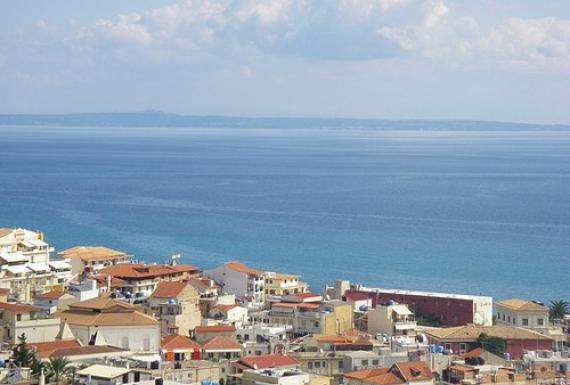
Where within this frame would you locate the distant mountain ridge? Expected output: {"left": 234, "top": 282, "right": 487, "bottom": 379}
{"left": 0, "top": 111, "right": 568, "bottom": 130}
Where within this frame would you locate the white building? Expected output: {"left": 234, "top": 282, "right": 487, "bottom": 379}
{"left": 58, "top": 246, "right": 131, "bottom": 275}
{"left": 242, "top": 368, "right": 310, "bottom": 385}
{"left": 205, "top": 261, "right": 265, "bottom": 308}
{"left": 495, "top": 298, "right": 550, "bottom": 331}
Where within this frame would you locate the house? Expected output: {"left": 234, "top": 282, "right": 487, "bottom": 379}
{"left": 66, "top": 278, "right": 100, "bottom": 301}
{"left": 195, "top": 324, "right": 236, "bottom": 343}
{"left": 23, "top": 339, "right": 82, "bottom": 359}
{"left": 314, "top": 335, "right": 375, "bottom": 352}
{"left": 33, "top": 290, "right": 77, "bottom": 314}
{"left": 367, "top": 303, "right": 417, "bottom": 337}
{"left": 345, "top": 292, "right": 373, "bottom": 312}
{"left": 58, "top": 297, "right": 160, "bottom": 351}
{"left": 210, "top": 304, "right": 249, "bottom": 326}
{"left": 0, "top": 228, "right": 61, "bottom": 302}
{"left": 76, "top": 364, "right": 151, "bottom": 385}
{"left": 241, "top": 368, "right": 311, "bottom": 385}
{"left": 264, "top": 271, "right": 309, "bottom": 298}
{"left": 204, "top": 261, "right": 265, "bottom": 308}
{"left": 269, "top": 299, "right": 353, "bottom": 336}
{"left": 237, "top": 325, "right": 289, "bottom": 356}
{"left": 148, "top": 281, "right": 201, "bottom": 336}
{"left": 98, "top": 263, "right": 200, "bottom": 297}
{"left": 40, "top": 344, "right": 128, "bottom": 362}
{"left": 523, "top": 350, "right": 570, "bottom": 379}
{"left": 201, "top": 335, "right": 243, "bottom": 360}
{"left": 58, "top": 246, "right": 131, "bottom": 275}
{"left": 425, "top": 324, "right": 554, "bottom": 358}
{"left": 0, "top": 302, "right": 61, "bottom": 344}
{"left": 344, "top": 362, "right": 433, "bottom": 385}
{"left": 142, "top": 360, "right": 222, "bottom": 385}
{"left": 235, "top": 354, "right": 300, "bottom": 371}
{"left": 342, "top": 284, "right": 493, "bottom": 327}
{"left": 161, "top": 334, "right": 202, "bottom": 361}
{"left": 495, "top": 298, "right": 550, "bottom": 332}
{"left": 343, "top": 351, "right": 384, "bottom": 372}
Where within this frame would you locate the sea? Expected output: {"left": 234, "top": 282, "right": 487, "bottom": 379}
{"left": 1, "top": 125, "right": 569, "bottom": 302}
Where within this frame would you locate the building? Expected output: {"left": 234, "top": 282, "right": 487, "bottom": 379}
{"left": 58, "top": 297, "right": 160, "bottom": 351}
{"left": 195, "top": 325, "right": 237, "bottom": 343}
{"left": 201, "top": 335, "right": 243, "bottom": 360}
{"left": 289, "top": 351, "right": 345, "bottom": 384}
{"left": 495, "top": 298, "right": 550, "bottom": 332}
{"left": 210, "top": 304, "right": 249, "bottom": 326}
{"left": 76, "top": 365, "right": 152, "bottom": 385}
{"left": 241, "top": 368, "right": 311, "bottom": 385}
{"left": 33, "top": 290, "right": 77, "bottom": 314}
{"left": 344, "top": 292, "right": 373, "bottom": 312}
{"left": 270, "top": 298, "right": 353, "bottom": 336}
{"left": 161, "top": 334, "right": 202, "bottom": 361}
{"left": 0, "top": 302, "right": 62, "bottom": 344}
{"left": 144, "top": 360, "right": 222, "bottom": 385}
{"left": 344, "top": 362, "right": 433, "bottom": 385}
{"left": 98, "top": 263, "right": 200, "bottom": 297}
{"left": 344, "top": 285, "right": 493, "bottom": 327}
{"left": 367, "top": 303, "right": 417, "bottom": 338}
{"left": 205, "top": 261, "right": 265, "bottom": 309}
{"left": 58, "top": 246, "right": 131, "bottom": 275}
{"left": 425, "top": 324, "right": 554, "bottom": 358}
{"left": 234, "top": 354, "right": 300, "bottom": 371}
{"left": 237, "top": 325, "right": 289, "bottom": 356}
{"left": 264, "top": 272, "right": 309, "bottom": 299}
{"left": 523, "top": 350, "right": 570, "bottom": 379}
{"left": 148, "top": 281, "right": 201, "bottom": 336}
{"left": 0, "top": 228, "right": 60, "bottom": 302}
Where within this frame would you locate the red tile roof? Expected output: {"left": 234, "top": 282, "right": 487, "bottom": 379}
{"left": 202, "top": 335, "right": 242, "bottom": 350}
{"left": 99, "top": 263, "right": 199, "bottom": 279}
{"left": 151, "top": 281, "right": 188, "bottom": 299}
{"left": 345, "top": 292, "right": 371, "bottom": 301}
{"left": 225, "top": 261, "right": 263, "bottom": 276}
{"left": 34, "top": 291, "right": 66, "bottom": 300}
{"left": 0, "top": 302, "right": 40, "bottom": 313}
{"left": 291, "top": 292, "right": 321, "bottom": 299}
{"left": 195, "top": 325, "right": 236, "bottom": 333}
{"left": 394, "top": 362, "right": 433, "bottom": 382}
{"left": 463, "top": 347, "right": 484, "bottom": 358}
{"left": 161, "top": 334, "right": 201, "bottom": 351}
{"left": 25, "top": 339, "right": 82, "bottom": 359}
{"left": 240, "top": 354, "right": 299, "bottom": 369}
{"left": 214, "top": 304, "right": 240, "bottom": 312}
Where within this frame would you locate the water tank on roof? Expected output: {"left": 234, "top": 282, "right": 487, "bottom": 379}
{"left": 387, "top": 300, "right": 397, "bottom": 306}
{"left": 436, "top": 345, "right": 444, "bottom": 353}
{"left": 168, "top": 298, "right": 177, "bottom": 304}
{"left": 504, "top": 352, "right": 511, "bottom": 361}
{"left": 359, "top": 304, "right": 368, "bottom": 311}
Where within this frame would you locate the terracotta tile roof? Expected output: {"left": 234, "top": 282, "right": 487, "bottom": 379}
{"left": 68, "top": 297, "right": 134, "bottom": 311}
{"left": 214, "top": 304, "right": 240, "bottom": 312}
{"left": 426, "top": 324, "right": 553, "bottom": 341}
{"left": 34, "top": 291, "right": 66, "bottom": 300}
{"left": 59, "top": 308, "right": 159, "bottom": 326}
{"left": 448, "top": 364, "right": 478, "bottom": 373}
{"left": 291, "top": 292, "right": 321, "bottom": 299}
{"left": 0, "top": 228, "right": 14, "bottom": 238}
{"left": 195, "top": 325, "right": 236, "bottom": 333}
{"left": 26, "top": 339, "right": 82, "bottom": 359}
{"left": 161, "top": 334, "right": 201, "bottom": 351}
{"left": 99, "top": 263, "right": 197, "bottom": 279}
{"left": 364, "top": 372, "right": 404, "bottom": 385}
{"left": 268, "top": 272, "right": 299, "bottom": 280}
{"left": 272, "top": 302, "right": 320, "bottom": 309}
{"left": 201, "top": 335, "right": 242, "bottom": 350}
{"left": 240, "top": 354, "right": 298, "bottom": 369}
{"left": 48, "top": 345, "right": 126, "bottom": 358}
{"left": 0, "top": 302, "right": 40, "bottom": 313}
{"left": 58, "top": 246, "right": 128, "bottom": 262}
{"left": 394, "top": 362, "right": 433, "bottom": 382}
{"left": 151, "top": 281, "right": 188, "bottom": 299}
{"left": 345, "top": 368, "right": 392, "bottom": 380}
{"left": 463, "top": 347, "right": 484, "bottom": 358}
{"left": 496, "top": 298, "right": 548, "bottom": 312}
{"left": 345, "top": 292, "right": 371, "bottom": 301}
{"left": 170, "top": 264, "right": 201, "bottom": 273}
{"left": 225, "top": 261, "right": 263, "bottom": 276}
{"left": 90, "top": 274, "right": 126, "bottom": 287}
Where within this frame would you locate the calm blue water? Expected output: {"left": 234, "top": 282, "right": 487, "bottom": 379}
{"left": 1, "top": 126, "right": 569, "bottom": 301}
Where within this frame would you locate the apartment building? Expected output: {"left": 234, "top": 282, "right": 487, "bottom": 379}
{"left": 367, "top": 303, "right": 417, "bottom": 337}
{"left": 58, "top": 246, "right": 131, "bottom": 275}
{"left": 0, "top": 302, "right": 61, "bottom": 344}
{"left": 264, "top": 272, "right": 309, "bottom": 299}
{"left": 205, "top": 261, "right": 265, "bottom": 309}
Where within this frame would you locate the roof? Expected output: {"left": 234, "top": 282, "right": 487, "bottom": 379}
{"left": 240, "top": 354, "right": 299, "bottom": 369}
{"left": 34, "top": 291, "right": 66, "bottom": 300}
{"left": 496, "top": 298, "right": 548, "bottom": 312}
{"left": 214, "top": 304, "right": 240, "bottom": 312}
{"left": 316, "top": 335, "right": 373, "bottom": 346}
{"left": 99, "top": 263, "right": 198, "bottom": 279}
{"left": 394, "top": 362, "right": 433, "bottom": 382}
{"left": 161, "top": 334, "right": 201, "bottom": 351}
{"left": 59, "top": 309, "right": 159, "bottom": 326}
{"left": 195, "top": 325, "right": 236, "bottom": 333}
{"left": 463, "top": 347, "right": 484, "bottom": 358}
{"left": 225, "top": 261, "right": 263, "bottom": 276}
{"left": 58, "top": 246, "right": 128, "bottom": 262}
{"left": 201, "top": 335, "right": 242, "bottom": 351}
{"left": 448, "top": 364, "right": 478, "bottom": 373}
{"left": 68, "top": 297, "right": 135, "bottom": 311}
{"left": 48, "top": 345, "right": 126, "bottom": 358}
{"left": 426, "top": 324, "right": 553, "bottom": 341}
{"left": 0, "top": 302, "right": 40, "bottom": 313}
{"left": 0, "top": 228, "right": 14, "bottom": 238}
{"left": 272, "top": 302, "right": 320, "bottom": 310}
{"left": 24, "top": 339, "right": 82, "bottom": 359}
{"left": 266, "top": 272, "right": 299, "bottom": 280}
{"left": 151, "top": 281, "right": 188, "bottom": 299}
{"left": 345, "top": 368, "right": 403, "bottom": 385}
{"left": 77, "top": 365, "right": 131, "bottom": 379}
{"left": 345, "top": 292, "right": 371, "bottom": 302}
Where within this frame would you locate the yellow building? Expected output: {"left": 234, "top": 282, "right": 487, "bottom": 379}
{"left": 264, "top": 271, "right": 309, "bottom": 298}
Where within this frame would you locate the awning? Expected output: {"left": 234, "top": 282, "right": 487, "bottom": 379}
{"left": 4, "top": 265, "right": 31, "bottom": 275}
{"left": 26, "top": 263, "right": 51, "bottom": 273}
{"left": 19, "top": 241, "right": 36, "bottom": 248}
{"left": 0, "top": 252, "right": 28, "bottom": 263}
{"left": 392, "top": 304, "right": 413, "bottom": 316}
{"left": 395, "top": 323, "right": 416, "bottom": 330}
{"left": 49, "top": 260, "right": 72, "bottom": 270}
{"left": 28, "top": 239, "right": 48, "bottom": 247}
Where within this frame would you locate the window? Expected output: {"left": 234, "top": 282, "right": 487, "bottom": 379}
{"left": 122, "top": 373, "right": 129, "bottom": 384}
{"left": 460, "top": 343, "right": 467, "bottom": 353}
{"left": 537, "top": 318, "right": 544, "bottom": 326}
{"left": 338, "top": 361, "right": 344, "bottom": 370}
{"left": 134, "top": 372, "right": 140, "bottom": 383}
{"left": 445, "top": 343, "right": 452, "bottom": 351}
{"left": 308, "top": 362, "right": 313, "bottom": 369}
{"left": 315, "top": 362, "right": 321, "bottom": 369}
{"left": 502, "top": 314, "right": 505, "bottom": 321}
{"left": 522, "top": 318, "right": 529, "bottom": 326}
{"left": 121, "top": 336, "right": 129, "bottom": 349}
{"left": 507, "top": 316, "right": 511, "bottom": 323}
{"left": 372, "top": 360, "right": 379, "bottom": 366}
{"left": 16, "top": 314, "right": 22, "bottom": 321}
{"left": 361, "top": 360, "right": 369, "bottom": 366}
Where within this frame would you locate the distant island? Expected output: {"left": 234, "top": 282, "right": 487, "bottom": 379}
{"left": 0, "top": 111, "right": 569, "bottom": 131}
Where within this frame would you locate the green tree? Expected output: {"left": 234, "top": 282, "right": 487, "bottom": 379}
{"left": 549, "top": 299, "right": 569, "bottom": 321}
{"left": 45, "top": 356, "right": 73, "bottom": 384}
{"left": 12, "top": 333, "right": 33, "bottom": 368}
{"left": 476, "top": 333, "right": 506, "bottom": 357}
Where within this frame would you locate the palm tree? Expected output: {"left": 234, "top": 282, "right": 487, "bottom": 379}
{"left": 45, "top": 356, "right": 73, "bottom": 384}
{"left": 549, "top": 299, "right": 569, "bottom": 321}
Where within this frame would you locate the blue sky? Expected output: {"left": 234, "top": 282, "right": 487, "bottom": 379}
{"left": 1, "top": 0, "right": 569, "bottom": 123}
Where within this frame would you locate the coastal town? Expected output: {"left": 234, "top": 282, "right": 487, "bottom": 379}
{"left": 0, "top": 227, "right": 568, "bottom": 385}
